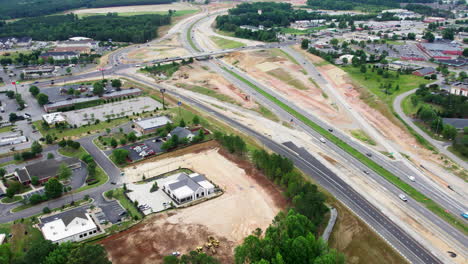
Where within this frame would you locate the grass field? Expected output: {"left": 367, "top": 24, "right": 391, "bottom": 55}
{"left": 270, "top": 48, "right": 300, "bottom": 66}
{"left": 0, "top": 125, "right": 14, "bottom": 133}
{"left": 1, "top": 195, "right": 22, "bottom": 204}
{"left": 209, "top": 36, "right": 245, "bottom": 49}
{"left": 279, "top": 25, "right": 327, "bottom": 35}
{"left": 350, "top": 129, "right": 377, "bottom": 146}
{"left": 267, "top": 68, "right": 308, "bottom": 90}
{"left": 178, "top": 83, "right": 238, "bottom": 105}
{"left": 77, "top": 9, "right": 197, "bottom": 18}
{"left": 341, "top": 65, "right": 431, "bottom": 107}
{"left": 223, "top": 66, "right": 467, "bottom": 234}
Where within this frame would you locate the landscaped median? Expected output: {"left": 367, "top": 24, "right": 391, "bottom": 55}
{"left": 223, "top": 67, "right": 468, "bottom": 234}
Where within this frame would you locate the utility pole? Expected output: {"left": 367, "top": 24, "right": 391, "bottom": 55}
{"left": 160, "top": 88, "right": 166, "bottom": 110}
{"left": 177, "top": 101, "right": 182, "bottom": 117}
{"left": 99, "top": 68, "right": 105, "bottom": 80}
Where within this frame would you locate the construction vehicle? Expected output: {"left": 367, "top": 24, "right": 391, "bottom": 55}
{"left": 196, "top": 246, "right": 203, "bottom": 253}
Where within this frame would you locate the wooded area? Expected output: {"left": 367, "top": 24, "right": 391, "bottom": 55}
{"left": 215, "top": 2, "right": 375, "bottom": 42}
{"left": 0, "top": 0, "right": 175, "bottom": 19}
{"left": 0, "top": 13, "right": 171, "bottom": 43}
{"left": 234, "top": 210, "right": 344, "bottom": 264}
{"left": 306, "top": 0, "right": 435, "bottom": 11}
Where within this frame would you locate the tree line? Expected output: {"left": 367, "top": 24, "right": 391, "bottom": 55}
{"left": 0, "top": 236, "right": 110, "bottom": 264}
{"left": 215, "top": 2, "right": 376, "bottom": 42}
{"left": 0, "top": 0, "right": 175, "bottom": 20}
{"left": 306, "top": 0, "right": 434, "bottom": 11}
{"left": 235, "top": 210, "right": 344, "bottom": 264}
{"left": 0, "top": 13, "right": 171, "bottom": 43}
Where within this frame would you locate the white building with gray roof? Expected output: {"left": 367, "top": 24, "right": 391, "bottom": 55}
{"left": 162, "top": 172, "right": 215, "bottom": 204}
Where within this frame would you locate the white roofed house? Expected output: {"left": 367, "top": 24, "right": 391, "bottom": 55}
{"left": 40, "top": 208, "right": 100, "bottom": 244}
{"left": 162, "top": 172, "right": 215, "bottom": 204}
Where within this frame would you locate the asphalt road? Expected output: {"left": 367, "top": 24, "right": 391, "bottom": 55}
{"left": 394, "top": 88, "right": 468, "bottom": 170}
{"left": 181, "top": 12, "right": 467, "bottom": 263}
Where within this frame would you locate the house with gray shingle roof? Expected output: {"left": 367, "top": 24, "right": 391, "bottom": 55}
{"left": 162, "top": 172, "right": 215, "bottom": 204}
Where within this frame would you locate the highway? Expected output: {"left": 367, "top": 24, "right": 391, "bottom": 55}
{"left": 118, "top": 72, "right": 443, "bottom": 264}
{"left": 0, "top": 7, "right": 465, "bottom": 264}
{"left": 394, "top": 88, "right": 468, "bottom": 170}
{"left": 180, "top": 9, "right": 467, "bottom": 263}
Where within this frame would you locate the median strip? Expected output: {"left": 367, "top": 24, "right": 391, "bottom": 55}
{"left": 223, "top": 67, "right": 468, "bottom": 234}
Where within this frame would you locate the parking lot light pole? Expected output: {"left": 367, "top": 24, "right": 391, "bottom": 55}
{"left": 160, "top": 88, "right": 166, "bottom": 110}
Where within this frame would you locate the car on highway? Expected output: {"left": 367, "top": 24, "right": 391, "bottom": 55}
{"left": 363, "top": 170, "right": 370, "bottom": 175}
{"left": 398, "top": 194, "right": 408, "bottom": 202}
{"left": 319, "top": 137, "right": 326, "bottom": 143}
{"left": 366, "top": 153, "right": 372, "bottom": 157}
{"left": 408, "top": 176, "right": 415, "bottom": 182}
{"left": 328, "top": 128, "right": 333, "bottom": 132}
{"left": 461, "top": 212, "right": 468, "bottom": 219}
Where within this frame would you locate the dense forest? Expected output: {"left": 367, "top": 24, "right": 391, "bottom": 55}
{"left": 306, "top": 0, "right": 435, "bottom": 11}
{"left": 215, "top": 2, "right": 375, "bottom": 42}
{"left": 0, "top": 0, "right": 175, "bottom": 20}
{"left": 0, "top": 13, "right": 171, "bottom": 43}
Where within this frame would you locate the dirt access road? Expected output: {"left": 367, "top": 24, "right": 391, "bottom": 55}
{"left": 100, "top": 143, "right": 287, "bottom": 264}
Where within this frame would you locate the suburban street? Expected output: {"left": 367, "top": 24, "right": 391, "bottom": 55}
{"left": 394, "top": 88, "right": 468, "bottom": 170}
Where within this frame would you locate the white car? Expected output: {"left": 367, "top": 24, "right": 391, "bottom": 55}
{"left": 319, "top": 137, "right": 326, "bottom": 143}
{"left": 398, "top": 194, "right": 408, "bottom": 202}
{"left": 408, "top": 176, "right": 415, "bottom": 182}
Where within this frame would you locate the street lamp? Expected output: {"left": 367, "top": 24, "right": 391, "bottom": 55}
{"left": 160, "top": 88, "right": 166, "bottom": 110}
{"left": 99, "top": 68, "right": 105, "bottom": 80}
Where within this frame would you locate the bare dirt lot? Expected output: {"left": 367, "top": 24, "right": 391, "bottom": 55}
{"left": 126, "top": 34, "right": 189, "bottom": 63}
{"left": 101, "top": 143, "right": 287, "bottom": 264}
{"left": 223, "top": 50, "right": 356, "bottom": 130}
{"left": 69, "top": 3, "right": 194, "bottom": 15}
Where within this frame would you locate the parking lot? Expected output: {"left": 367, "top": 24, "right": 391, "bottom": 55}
{"left": 63, "top": 96, "right": 161, "bottom": 126}
{"left": 99, "top": 200, "right": 126, "bottom": 224}
{"left": 365, "top": 43, "right": 426, "bottom": 60}
{"left": 126, "top": 181, "right": 173, "bottom": 215}
{"left": 23, "top": 188, "right": 45, "bottom": 200}
{"left": 111, "top": 136, "right": 164, "bottom": 162}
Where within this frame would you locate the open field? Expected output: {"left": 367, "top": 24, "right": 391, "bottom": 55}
{"left": 68, "top": 3, "right": 196, "bottom": 16}
{"left": 209, "top": 36, "right": 245, "bottom": 49}
{"left": 101, "top": 143, "right": 287, "bottom": 263}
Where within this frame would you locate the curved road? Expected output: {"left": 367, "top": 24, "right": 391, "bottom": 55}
{"left": 394, "top": 88, "right": 468, "bottom": 170}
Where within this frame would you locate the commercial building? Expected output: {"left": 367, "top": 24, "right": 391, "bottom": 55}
{"left": 40, "top": 51, "right": 79, "bottom": 61}
{"left": 42, "top": 112, "right": 67, "bottom": 125}
{"left": 0, "top": 135, "right": 28, "bottom": 147}
{"left": 290, "top": 19, "right": 325, "bottom": 30}
{"left": 101, "top": 88, "right": 142, "bottom": 100}
{"left": 168, "top": 127, "right": 195, "bottom": 141}
{"left": 450, "top": 82, "right": 468, "bottom": 97}
{"left": 22, "top": 66, "right": 56, "bottom": 79}
{"left": 40, "top": 207, "right": 99, "bottom": 244}
{"left": 134, "top": 116, "right": 172, "bottom": 135}
{"left": 43, "top": 96, "right": 100, "bottom": 113}
{"left": 162, "top": 172, "right": 215, "bottom": 204}
{"left": 57, "top": 40, "right": 99, "bottom": 50}
{"left": 412, "top": 67, "right": 436, "bottom": 77}
{"left": 435, "top": 58, "right": 467, "bottom": 67}
{"left": 51, "top": 46, "right": 91, "bottom": 54}
{"left": 417, "top": 42, "right": 463, "bottom": 59}
{"left": 15, "top": 157, "right": 81, "bottom": 185}
{"left": 0, "top": 36, "right": 32, "bottom": 49}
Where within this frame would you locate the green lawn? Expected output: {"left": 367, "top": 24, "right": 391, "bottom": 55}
{"left": 187, "top": 18, "right": 201, "bottom": 52}
{"left": 341, "top": 65, "right": 432, "bottom": 107}
{"left": 384, "top": 40, "right": 405, "bottom": 45}
{"left": 105, "top": 188, "right": 143, "bottom": 219}
{"left": 177, "top": 83, "right": 238, "bottom": 105}
{"left": 1, "top": 195, "right": 22, "bottom": 204}
{"left": 77, "top": 9, "right": 197, "bottom": 18}
{"left": 0, "top": 125, "right": 14, "bottom": 133}
{"left": 209, "top": 36, "right": 245, "bottom": 49}
{"left": 58, "top": 146, "right": 109, "bottom": 193}
{"left": 279, "top": 25, "right": 327, "bottom": 35}
{"left": 350, "top": 130, "right": 377, "bottom": 146}
{"left": 214, "top": 29, "right": 236, "bottom": 37}
{"left": 223, "top": 66, "right": 468, "bottom": 234}
{"left": 34, "top": 117, "right": 129, "bottom": 140}
{"left": 270, "top": 48, "right": 300, "bottom": 66}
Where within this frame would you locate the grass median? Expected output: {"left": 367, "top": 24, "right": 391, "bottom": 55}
{"left": 223, "top": 67, "right": 468, "bottom": 234}
{"left": 187, "top": 19, "right": 201, "bottom": 52}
